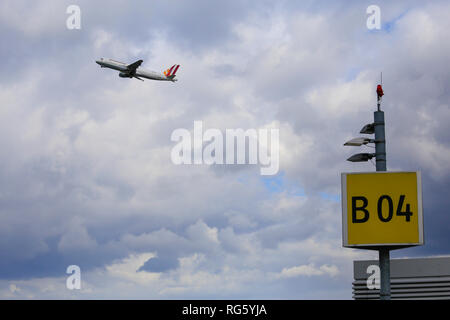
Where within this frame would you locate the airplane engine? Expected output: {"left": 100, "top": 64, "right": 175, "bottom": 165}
{"left": 119, "top": 72, "right": 132, "bottom": 78}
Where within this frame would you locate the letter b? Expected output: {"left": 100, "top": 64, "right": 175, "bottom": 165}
{"left": 352, "top": 196, "right": 369, "bottom": 223}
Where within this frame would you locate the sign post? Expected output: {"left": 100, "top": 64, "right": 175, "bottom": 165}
{"left": 374, "top": 107, "right": 390, "bottom": 300}
{"left": 343, "top": 83, "right": 424, "bottom": 299}
{"left": 374, "top": 88, "right": 390, "bottom": 300}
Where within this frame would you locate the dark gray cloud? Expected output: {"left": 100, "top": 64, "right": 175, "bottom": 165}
{"left": 139, "top": 255, "right": 179, "bottom": 273}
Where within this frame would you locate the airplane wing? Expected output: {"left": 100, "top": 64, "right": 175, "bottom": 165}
{"left": 126, "top": 59, "right": 143, "bottom": 72}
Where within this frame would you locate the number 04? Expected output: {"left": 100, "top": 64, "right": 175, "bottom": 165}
{"left": 377, "top": 195, "right": 412, "bottom": 222}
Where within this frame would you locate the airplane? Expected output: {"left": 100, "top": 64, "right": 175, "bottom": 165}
{"left": 95, "top": 58, "right": 180, "bottom": 82}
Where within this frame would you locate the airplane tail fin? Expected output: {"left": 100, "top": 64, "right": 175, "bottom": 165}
{"left": 163, "top": 64, "right": 180, "bottom": 81}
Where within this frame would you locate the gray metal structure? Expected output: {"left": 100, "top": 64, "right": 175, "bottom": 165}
{"left": 373, "top": 108, "right": 391, "bottom": 300}
{"left": 353, "top": 256, "right": 450, "bottom": 300}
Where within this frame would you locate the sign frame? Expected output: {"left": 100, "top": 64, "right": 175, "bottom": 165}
{"left": 341, "top": 171, "right": 424, "bottom": 249}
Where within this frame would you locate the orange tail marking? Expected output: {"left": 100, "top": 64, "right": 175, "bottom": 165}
{"left": 163, "top": 65, "right": 177, "bottom": 77}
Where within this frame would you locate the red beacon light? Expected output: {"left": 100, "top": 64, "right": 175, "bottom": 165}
{"left": 377, "top": 84, "right": 384, "bottom": 99}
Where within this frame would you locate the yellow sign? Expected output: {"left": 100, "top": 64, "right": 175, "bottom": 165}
{"left": 341, "top": 171, "right": 424, "bottom": 248}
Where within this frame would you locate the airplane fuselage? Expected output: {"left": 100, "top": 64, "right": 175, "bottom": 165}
{"left": 95, "top": 58, "right": 176, "bottom": 81}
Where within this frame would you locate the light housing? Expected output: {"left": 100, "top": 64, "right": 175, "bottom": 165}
{"left": 347, "top": 153, "right": 375, "bottom": 162}
{"left": 344, "top": 137, "right": 373, "bottom": 146}
{"left": 360, "top": 123, "right": 375, "bottom": 134}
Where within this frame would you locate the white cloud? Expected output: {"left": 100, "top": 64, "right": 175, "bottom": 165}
{"left": 9, "top": 283, "right": 20, "bottom": 294}
{"left": 105, "top": 252, "right": 160, "bottom": 285}
{"left": 0, "top": 1, "right": 66, "bottom": 37}
{"left": 278, "top": 263, "right": 339, "bottom": 278}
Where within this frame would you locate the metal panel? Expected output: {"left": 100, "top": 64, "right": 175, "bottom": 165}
{"left": 353, "top": 257, "right": 450, "bottom": 300}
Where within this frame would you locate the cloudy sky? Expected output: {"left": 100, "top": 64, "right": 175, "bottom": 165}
{"left": 0, "top": 0, "right": 449, "bottom": 299}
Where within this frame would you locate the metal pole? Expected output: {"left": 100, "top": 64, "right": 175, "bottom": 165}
{"left": 374, "top": 110, "right": 386, "bottom": 171}
{"left": 374, "top": 103, "right": 390, "bottom": 300}
{"left": 379, "top": 247, "right": 391, "bottom": 300}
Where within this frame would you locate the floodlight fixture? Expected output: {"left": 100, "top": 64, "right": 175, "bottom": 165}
{"left": 347, "top": 153, "right": 375, "bottom": 162}
{"left": 344, "top": 137, "right": 374, "bottom": 146}
{"left": 360, "top": 123, "right": 375, "bottom": 134}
